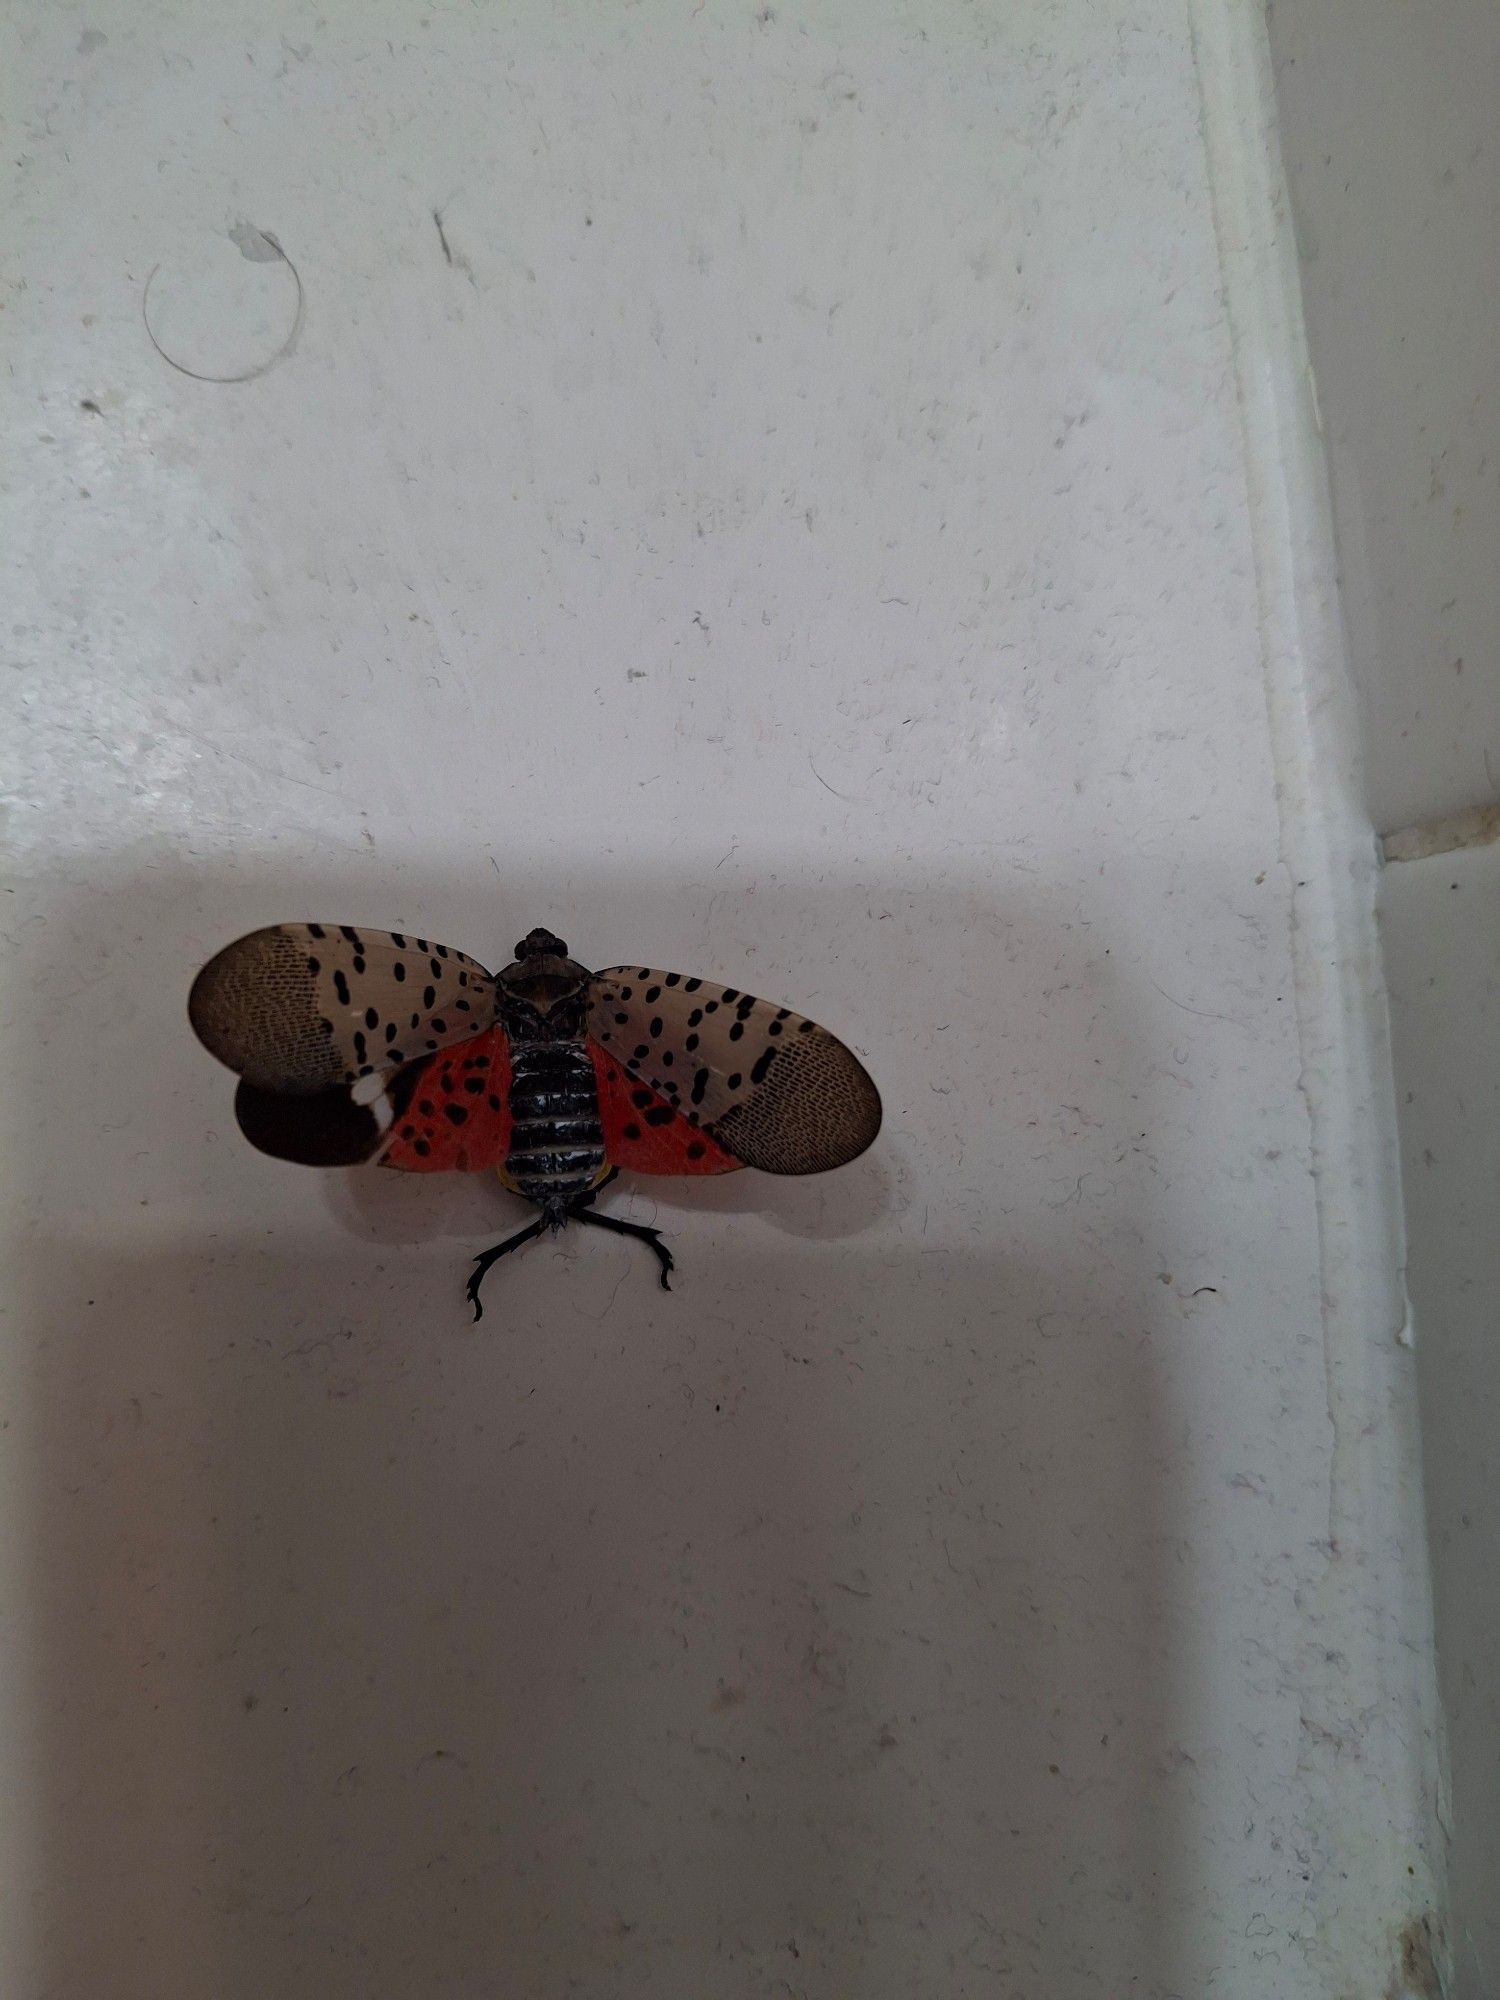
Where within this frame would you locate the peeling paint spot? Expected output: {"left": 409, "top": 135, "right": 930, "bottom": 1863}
{"left": 229, "top": 222, "right": 283, "bottom": 265}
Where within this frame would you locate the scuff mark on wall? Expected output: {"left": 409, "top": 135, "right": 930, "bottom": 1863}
{"left": 1387, "top": 1911, "right": 1449, "bottom": 2000}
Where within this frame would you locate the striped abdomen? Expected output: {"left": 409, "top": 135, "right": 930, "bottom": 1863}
{"left": 504, "top": 1040, "right": 605, "bottom": 1208}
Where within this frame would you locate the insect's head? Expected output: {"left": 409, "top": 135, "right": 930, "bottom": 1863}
{"left": 514, "top": 927, "right": 569, "bottom": 961}
{"left": 497, "top": 926, "right": 591, "bottom": 1039}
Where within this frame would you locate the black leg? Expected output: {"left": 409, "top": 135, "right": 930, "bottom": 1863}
{"left": 569, "top": 1204, "right": 676, "bottom": 1291}
{"left": 465, "top": 1216, "right": 547, "bottom": 1321}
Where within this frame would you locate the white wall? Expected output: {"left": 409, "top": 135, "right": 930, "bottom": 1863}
{"left": 2, "top": 4, "right": 1446, "bottom": 1994}
{"left": 1267, "top": 0, "right": 1500, "bottom": 839}
{"left": 1380, "top": 847, "right": 1500, "bottom": 2000}
{"left": 1267, "top": 3, "right": 1500, "bottom": 1993}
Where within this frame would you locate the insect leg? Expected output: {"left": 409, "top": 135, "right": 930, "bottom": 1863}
{"left": 465, "top": 1216, "right": 548, "bottom": 1321}
{"left": 568, "top": 1203, "right": 675, "bottom": 1291}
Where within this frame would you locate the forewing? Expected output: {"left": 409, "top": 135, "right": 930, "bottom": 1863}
{"left": 588, "top": 967, "right": 880, "bottom": 1174}
{"left": 190, "top": 923, "right": 496, "bottom": 1093}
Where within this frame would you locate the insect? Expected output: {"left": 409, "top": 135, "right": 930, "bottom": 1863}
{"left": 189, "top": 924, "right": 881, "bottom": 1318}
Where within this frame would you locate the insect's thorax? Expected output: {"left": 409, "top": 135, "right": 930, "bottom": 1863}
{"left": 494, "top": 930, "right": 593, "bottom": 1042}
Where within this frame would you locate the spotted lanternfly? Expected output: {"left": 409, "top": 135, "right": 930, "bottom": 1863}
{"left": 189, "top": 924, "right": 882, "bottom": 1317}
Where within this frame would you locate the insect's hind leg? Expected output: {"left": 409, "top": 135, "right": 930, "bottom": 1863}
{"left": 567, "top": 1194, "right": 676, "bottom": 1292}
{"left": 465, "top": 1215, "right": 548, "bottom": 1321}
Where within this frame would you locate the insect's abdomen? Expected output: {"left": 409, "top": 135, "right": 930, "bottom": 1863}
{"left": 504, "top": 1040, "right": 605, "bottom": 1207}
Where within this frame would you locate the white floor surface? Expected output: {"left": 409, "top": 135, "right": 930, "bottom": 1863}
{"left": 0, "top": 4, "right": 1448, "bottom": 1994}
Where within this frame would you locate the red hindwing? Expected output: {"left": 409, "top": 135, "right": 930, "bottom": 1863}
{"left": 380, "top": 1027, "right": 513, "bottom": 1172}
{"left": 588, "top": 1041, "right": 743, "bottom": 1177}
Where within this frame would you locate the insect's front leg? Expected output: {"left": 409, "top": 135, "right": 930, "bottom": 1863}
{"left": 465, "top": 1215, "right": 548, "bottom": 1320}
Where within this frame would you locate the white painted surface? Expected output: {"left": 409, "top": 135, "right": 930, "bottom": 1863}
{"left": 1268, "top": 6, "right": 1500, "bottom": 1990}
{"left": 1, "top": 4, "right": 1444, "bottom": 1995}
{"left": 1266, "top": 0, "right": 1500, "bottom": 837}
{"left": 1382, "top": 844, "right": 1500, "bottom": 2000}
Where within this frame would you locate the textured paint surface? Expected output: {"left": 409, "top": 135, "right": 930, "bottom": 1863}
{"left": 1267, "top": 0, "right": 1500, "bottom": 838}
{"left": 0, "top": 3, "right": 1441, "bottom": 1995}
{"left": 1267, "top": 6, "right": 1500, "bottom": 1990}
{"left": 1382, "top": 844, "right": 1500, "bottom": 2000}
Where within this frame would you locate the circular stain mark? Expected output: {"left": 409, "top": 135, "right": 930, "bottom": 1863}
{"left": 142, "top": 224, "right": 304, "bottom": 384}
